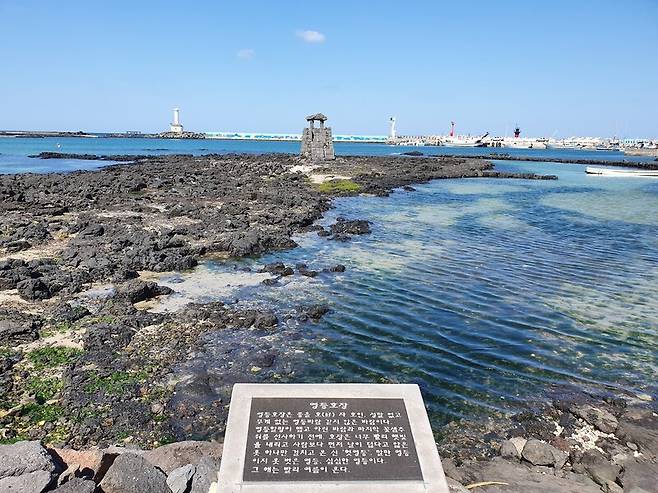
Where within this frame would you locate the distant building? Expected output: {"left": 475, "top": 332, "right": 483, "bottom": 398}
{"left": 206, "top": 131, "right": 386, "bottom": 143}
{"left": 170, "top": 108, "right": 184, "bottom": 134}
{"left": 300, "top": 113, "right": 335, "bottom": 160}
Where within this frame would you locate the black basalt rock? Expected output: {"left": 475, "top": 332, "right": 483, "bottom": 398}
{"left": 16, "top": 277, "right": 51, "bottom": 300}
{"left": 328, "top": 217, "right": 371, "bottom": 241}
{"left": 0, "top": 310, "right": 42, "bottom": 344}
{"left": 115, "top": 280, "right": 174, "bottom": 303}
{"left": 301, "top": 304, "right": 330, "bottom": 321}
{"left": 253, "top": 310, "right": 278, "bottom": 329}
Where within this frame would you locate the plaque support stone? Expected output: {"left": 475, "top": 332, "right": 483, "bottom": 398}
{"left": 217, "top": 383, "right": 450, "bottom": 492}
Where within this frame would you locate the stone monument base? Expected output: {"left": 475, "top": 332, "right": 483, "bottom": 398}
{"left": 217, "top": 383, "right": 450, "bottom": 492}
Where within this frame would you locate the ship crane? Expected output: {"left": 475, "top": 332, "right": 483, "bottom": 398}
{"left": 475, "top": 132, "right": 489, "bottom": 144}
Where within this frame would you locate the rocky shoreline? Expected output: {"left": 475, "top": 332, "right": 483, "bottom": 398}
{"left": 0, "top": 394, "right": 655, "bottom": 492}
{"left": 27, "top": 152, "right": 155, "bottom": 162}
{"left": 403, "top": 151, "right": 658, "bottom": 169}
{"left": 0, "top": 152, "right": 654, "bottom": 492}
{"left": 439, "top": 393, "right": 657, "bottom": 493}
{"left": 1, "top": 153, "right": 543, "bottom": 447}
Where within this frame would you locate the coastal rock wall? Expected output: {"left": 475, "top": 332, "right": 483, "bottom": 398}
{"left": 0, "top": 395, "right": 655, "bottom": 492}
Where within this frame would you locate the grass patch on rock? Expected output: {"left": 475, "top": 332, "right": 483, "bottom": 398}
{"left": 317, "top": 179, "right": 361, "bottom": 195}
{"left": 39, "top": 321, "right": 74, "bottom": 338}
{"left": 27, "top": 347, "right": 82, "bottom": 370}
{"left": 22, "top": 402, "right": 64, "bottom": 423}
{"left": 0, "top": 435, "right": 28, "bottom": 445}
{"left": 45, "top": 424, "right": 70, "bottom": 444}
{"left": 27, "top": 376, "right": 63, "bottom": 402}
{"left": 0, "top": 346, "right": 14, "bottom": 358}
{"left": 84, "top": 370, "right": 147, "bottom": 396}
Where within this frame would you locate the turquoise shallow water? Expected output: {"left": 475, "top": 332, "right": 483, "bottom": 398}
{"left": 2, "top": 138, "right": 656, "bottom": 424}
{"left": 204, "top": 159, "right": 658, "bottom": 423}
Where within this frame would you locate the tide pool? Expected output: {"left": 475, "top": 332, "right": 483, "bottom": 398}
{"left": 202, "top": 160, "right": 658, "bottom": 424}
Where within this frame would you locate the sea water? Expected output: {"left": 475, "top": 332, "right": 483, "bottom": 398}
{"left": 0, "top": 136, "right": 651, "bottom": 174}
{"left": 205, "top": 159, "right": 658, "bottom": 424}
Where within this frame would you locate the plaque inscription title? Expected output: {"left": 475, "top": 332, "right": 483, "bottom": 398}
{"left": 243, "top": 397, "right": 423, "bottom": 482}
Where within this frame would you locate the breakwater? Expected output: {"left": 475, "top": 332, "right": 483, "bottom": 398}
{"left": 421, "top": 152, "right": 658, "bottom": 169}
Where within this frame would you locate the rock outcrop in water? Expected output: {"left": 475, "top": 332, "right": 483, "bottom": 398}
{"left": 28, "top": 152, "right": 153, "bottom": 161}
{"left": 328, "top": 217, "right": 372, "bottom": 241}
{"left": 0, "top": 153, "right": 546, "bottom": 304}
{"left": 431, "top": 152, "right": 658, "bottom": 170}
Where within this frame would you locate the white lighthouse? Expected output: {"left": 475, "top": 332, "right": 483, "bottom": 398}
{"left": 170, "top": 108, "right": 184, "bottom": 133}
{"left": 389, "top": 117, "right": 397, "bottom": 141}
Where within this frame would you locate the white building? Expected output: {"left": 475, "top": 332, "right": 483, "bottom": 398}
{"left": 170, "top": 108, "right": 184, "bottom": 134}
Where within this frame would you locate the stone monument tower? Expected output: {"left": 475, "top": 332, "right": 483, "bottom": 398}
{"left": 301, "top": 113, "right": 335, "bottom": 160}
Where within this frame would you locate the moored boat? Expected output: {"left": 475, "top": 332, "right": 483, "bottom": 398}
{"left": 585, "top": 166, "right": 658, "bottom": 177}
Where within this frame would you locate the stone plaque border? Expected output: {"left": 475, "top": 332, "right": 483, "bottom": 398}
{"left": 217, "top": 383, "right": 450, "bottom": 492}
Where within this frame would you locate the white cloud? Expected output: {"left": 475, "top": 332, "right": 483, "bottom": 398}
{"left": 296, "top": 30, "right": 326, "bottom": 44}
{"left": 237, "top": 48, "right": 255, "bottom": 60}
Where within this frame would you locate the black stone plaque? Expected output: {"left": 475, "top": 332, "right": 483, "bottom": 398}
{"left": 242, "top": 397, "right": 423, "bottom": 482}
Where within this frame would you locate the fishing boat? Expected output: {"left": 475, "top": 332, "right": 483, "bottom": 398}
{"left": 585, "top": 167, "right": 658, "bottom": 177}
{"left": 441, "top": 137, "right": 488, "bottom": 147}
{"left": 441, "top": 122, "right": 489, "bottom": 147}
{"left": 441, "top": 132, "right": 490, "bottom": 147}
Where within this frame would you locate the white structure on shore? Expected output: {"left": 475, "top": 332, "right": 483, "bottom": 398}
{"left": 170, "top": 108, "right": 183, "bottom": 134}
{"left": 389, "top": 117, "right": 397, "bottom": 140}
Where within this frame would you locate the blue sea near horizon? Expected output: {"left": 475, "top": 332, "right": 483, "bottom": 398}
{"left": 0, "top": 136, "right": 653, "bottom": 174}
{"left": 1, "top": 137, "right": 656, "bottom": 425}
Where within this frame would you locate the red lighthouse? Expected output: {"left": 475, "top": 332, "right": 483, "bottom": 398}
{"left": 514, "top": 126, "right": 521, "bottom": 138}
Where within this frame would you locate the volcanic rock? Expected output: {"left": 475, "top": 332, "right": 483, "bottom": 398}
{"left": 300, "top": 304, "right": 330, "bottom": 322}
{"left": 167, "top": 464, "right": 196, "bottom": 493}
{"left": 329, "top": 218, "right": 371, "bottom": 240}
{"left": 0, "top": 311, "right": 41, "bottom": 344}
{"left": 190, "top": 456, "right": 218, "bottom": 493}
{"left": 571, "top": 404, "right": 619, "bottom": 434}
{"left": 52, "top": 478, "right": 97, "bottom": 493}
{"left": 16, "top": 277, "right": 51, "bottom": 300}
{"left": 142, "top": 440, "right": 222, "bottom": 475}
{"left": 619, "top": 459, "right": 658, "bottom": 493}
{"left": 115, "top": 280, "right": 174, "bottom": 303}
{"left": 100, "top": 453, "right": 169, "bottom": 493}
{"left": 0, "top": 441, "right": 57, "bottom": 493}
{"left": 580, "top": 449, "right": 621, "bottom": 487}
{"left": 521, "top": 439, "right": 566, "bottom": 468}
{"left": 460, "top": 457, "right": 601, "bottom": 493}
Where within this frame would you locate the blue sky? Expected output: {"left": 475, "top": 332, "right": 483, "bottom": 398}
{"left": 1, "top": 0, "right": 657, "bottom": 137}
